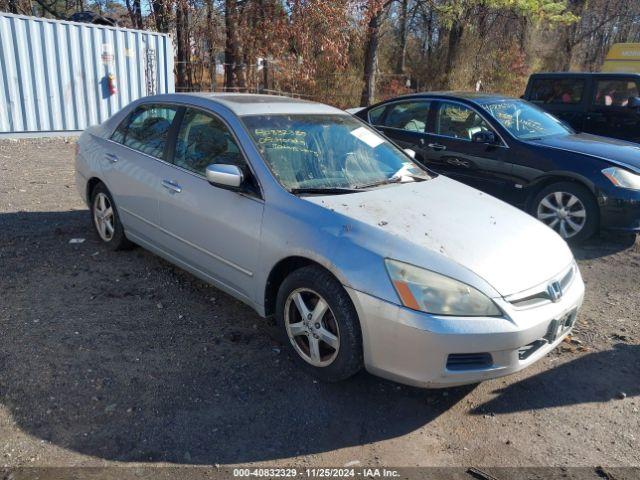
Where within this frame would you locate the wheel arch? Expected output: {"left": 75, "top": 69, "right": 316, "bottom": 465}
{"left": 263, "top": 256, "right": 345, "bottom": 318}
{"left": 525, "top": 171, "right": 597, "bottom": 212}
{"left": 86, "top": 177, "right": 105, "bottom": 204}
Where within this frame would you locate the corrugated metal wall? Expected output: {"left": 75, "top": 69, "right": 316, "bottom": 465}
{"left": 0, "top": 12, "right": 174, "bottom": 135}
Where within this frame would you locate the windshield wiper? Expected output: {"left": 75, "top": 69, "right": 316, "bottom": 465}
{"left": 355, "top": 173, "right": 428, "bottom": 190}
{"left": 289, "top": 187, "right": 359, "bottom": 195}
{"left": 354, "top": 177, "right": 404, "bottom": 189}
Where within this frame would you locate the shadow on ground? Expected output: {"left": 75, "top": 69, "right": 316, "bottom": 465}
{"left": 571, "top": 230, "right": 637, "bottom": 260}
{"left": 471, "top": 343, "right": 639, "bottom": 415}
{"left": 0, "top": 210, "right": 474, "bottom": 464}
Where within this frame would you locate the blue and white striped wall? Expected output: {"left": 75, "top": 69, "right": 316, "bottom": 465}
{"left": 0, "top": 12, "right": 174, "bottom": 136}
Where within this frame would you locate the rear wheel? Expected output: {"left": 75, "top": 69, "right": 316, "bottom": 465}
{"left": 90, "top": 183, "right": 132, "bottom": 250}
{"left": 276, "top": 265, "right": 363, "bottom": 382}
{"left": 531, "top": 182, "right": 598, "bottom": 242}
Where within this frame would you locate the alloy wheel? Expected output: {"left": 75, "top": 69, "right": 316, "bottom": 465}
{"left": 93, "top": 192, "right": 115, "bottom": 242}
{"left": 536, "top": 191, "right": 587, "bottom": 239}
{"left": 284, "top": 288, "right": 340, "bottom": 367}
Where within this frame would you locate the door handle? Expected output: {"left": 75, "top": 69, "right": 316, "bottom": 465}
{"left": 105, "top": 153, "right": 118, "bottom": 163}
{"left": 162, "top": 180, "right": 182, "bottom": 193}
{"left": 428, "top": 143, "right": 447, "bottom": 151}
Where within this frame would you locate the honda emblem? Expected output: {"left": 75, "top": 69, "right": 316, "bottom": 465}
{"left": 547, "top": 281, "right": 563, "bottom": 302}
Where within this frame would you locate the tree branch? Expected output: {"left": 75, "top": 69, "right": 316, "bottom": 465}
{"left": 33, "top": 0, "right": 64, "bottom": 18}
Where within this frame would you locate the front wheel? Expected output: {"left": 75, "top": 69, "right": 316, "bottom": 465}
{"left": 531, "top": 182, "right": 598, "bottom": 242}
{"left": 276, "top": 265, "right": 363, "bottom": 382}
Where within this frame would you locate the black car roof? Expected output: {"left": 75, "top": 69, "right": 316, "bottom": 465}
{"left": 529, "top": 72, "right": 640, "bottom": 78}
{"left": 388, "top": 91, "right": 519, "bottom": 105}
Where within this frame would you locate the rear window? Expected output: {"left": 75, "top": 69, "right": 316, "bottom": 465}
{"left": 528, "top": 78, "right": 585, "bottom": 105}
{"left": 111, "top": 104, "right": 178, "bottom": 158}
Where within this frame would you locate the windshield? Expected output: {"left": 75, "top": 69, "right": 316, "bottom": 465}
{"left": 482, "top": 100, "right": 572, "bottom": 140}
{"left": 242, "top": 114, "right": 430, "bottom": 192}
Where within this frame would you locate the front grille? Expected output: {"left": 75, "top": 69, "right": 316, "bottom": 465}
{"left": 509, "top": 291, "right": 553, "bottom": 309}
{"left": 559, "top": 265, "right": 576, "bottom": 291}
{"left": 507, "top": 263, "right": 577, "bottom": 309}
{"left": 446, "top": 353, "right": 493, "bottom": 371}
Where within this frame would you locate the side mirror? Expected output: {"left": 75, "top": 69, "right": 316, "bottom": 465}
{"left": 206, "top": 164, "right": 244, "bottom": 189}
{"left": 471, "top": 130, "right": 496, "bottom": 144}
{"left": 403, "top": 148, "right": 416, "bottom": 159}
{"left": 627, "top": 96, "right": 640, "bottom": 109}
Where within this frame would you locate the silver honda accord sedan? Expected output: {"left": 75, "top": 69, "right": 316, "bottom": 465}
{"left": 75, "top": 93, "right": 585, "bottom": 388}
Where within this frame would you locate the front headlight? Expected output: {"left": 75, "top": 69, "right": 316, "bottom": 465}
{"left": 385, "top": 259, "right": 502, "bottom": 317}
{"left": 602, "top": 167, "right": 640, "bottom": 191}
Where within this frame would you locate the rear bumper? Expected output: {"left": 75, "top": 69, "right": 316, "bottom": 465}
{"left": 599, "top": 188, "right": 640, "bottom": 232}
{"left": 346, "top": 271, "right": 585, "bottom": 388}
{"left": 75, "top": 170, "right": 88, "bottom": 206}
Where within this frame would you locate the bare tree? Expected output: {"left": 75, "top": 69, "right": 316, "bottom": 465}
{"left": 360, "top": 0, "right": 392, "bottom": 106}
{"left": 395, "top": 0, "right": 408, "bottom": 74}
{"left": 205, "top": 0, "right": 217, "bottom": 90}
{"left": 151, "top": 0, "right": 171, "bottom": 33}
{"left": 224, "top": 0, "right": 246, "bottom": 90}
{"left": 176, "top": 0, "right": 190, "bottom": 89}
{"left": 124, "top": 0, "right": 143, "bottom": 29}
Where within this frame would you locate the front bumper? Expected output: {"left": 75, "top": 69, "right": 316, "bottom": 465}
{"left": 599, "top": 187, "right": 640, "bottom": 232}
{"left": 346, "top": 270, "right": 585, "bottom": 388}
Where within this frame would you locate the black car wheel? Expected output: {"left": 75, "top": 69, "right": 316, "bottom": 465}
{"left": 90, "top": 183, "right": 133, "bottom": 250}
{"left": 531, "top": 182, "right": 598, "bottom": 242}
{"left": 276, "top": 265, "right": 363, "bottom": 382}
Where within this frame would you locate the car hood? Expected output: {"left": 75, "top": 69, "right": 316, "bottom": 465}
{"left": 303, "top": 176, "right": 574, "bottom": 297}
{"left": 528, "top": 133, "right": 640, "bottom": 173}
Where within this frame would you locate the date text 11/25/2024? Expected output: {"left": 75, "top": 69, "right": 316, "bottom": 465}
{"left": 232, "top": 468, "right": 401, "bottom": 478}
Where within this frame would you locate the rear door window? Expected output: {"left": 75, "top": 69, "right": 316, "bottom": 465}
{"left": 593, "top": 79, "right": 640, "bottom": 106}
{"left": 379, "top": 101, "right": 431, "bottom": 132}
{"left": 529, "top": 78, "right": 585, "bottom": 105}
{"left": 111, "top": 105, "right": 178, "bottom": 159}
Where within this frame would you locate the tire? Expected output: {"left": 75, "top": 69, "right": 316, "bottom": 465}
{"left": 90, "top": 183, "right": 133, "bottom": 251}
{"left": 530, "top": 181, "right": 599, "bottom": 243}
{"left": 276, "top": 265, "right": 363, "bottom": 382}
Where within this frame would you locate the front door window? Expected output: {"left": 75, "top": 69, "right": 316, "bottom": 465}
{"left": 435, "top": 102, "right": 492, "bottom": 141}
{"left": 173, "top": 108, "right": 245, "bottom": 176}
{"left": 593, "top": 79, "right": 639, "bottom": 107}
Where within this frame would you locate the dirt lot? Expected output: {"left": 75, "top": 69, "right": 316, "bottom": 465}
{"left": 0, "top": 138, "right": 638, "bottom": 473}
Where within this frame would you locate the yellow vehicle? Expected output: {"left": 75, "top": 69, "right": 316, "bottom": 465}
{"left": 602, "top": 43, "right": 640, "bottom": 73}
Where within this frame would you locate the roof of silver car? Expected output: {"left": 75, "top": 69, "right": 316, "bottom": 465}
{"left": 178, "top": 92, "right": 346, "bottom": 116}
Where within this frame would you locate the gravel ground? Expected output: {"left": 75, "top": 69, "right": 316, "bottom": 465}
{"left": 0, "top": 138, "right": 638, "bottom": 473}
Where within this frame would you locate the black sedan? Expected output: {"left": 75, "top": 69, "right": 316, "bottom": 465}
{"left": 353, "top": 92, "right": 640, "bottom": 242}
